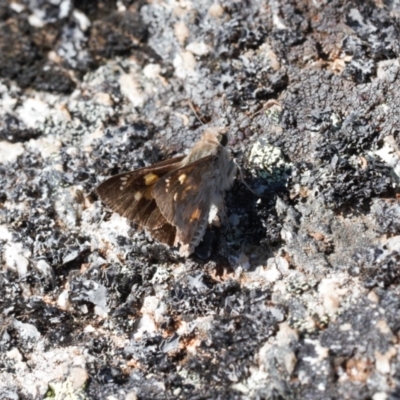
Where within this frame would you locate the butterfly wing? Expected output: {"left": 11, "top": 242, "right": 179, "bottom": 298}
{"left": 152, "top": 155, "right": 221, "bottom": 256}
{"left": 146, "top": 207, "right": 177, "bottom": 246}
{"left": 96, "top": 156, "right": 184, "bottom": 241}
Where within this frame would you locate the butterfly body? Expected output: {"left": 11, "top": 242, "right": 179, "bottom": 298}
{"left": 97, "top": 128, "right": 236, "bottom": 256}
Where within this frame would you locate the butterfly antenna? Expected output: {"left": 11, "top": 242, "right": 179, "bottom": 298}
{"left": 248, "top": 107, "right": 265, "bottom": 119}
{"left": 248, "top": 99, "right": 282, "bottom": 119}
{"left": 187, "top": 100, "right": 205, "bottom": 126}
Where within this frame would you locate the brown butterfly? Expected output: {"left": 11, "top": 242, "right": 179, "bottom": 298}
{"left": 96, "top": 128, "right": 237, "bottom": 257}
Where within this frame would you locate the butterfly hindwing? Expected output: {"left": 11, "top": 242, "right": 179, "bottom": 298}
{"left": 148, "top": 215, "right": 177, "bottom": 246}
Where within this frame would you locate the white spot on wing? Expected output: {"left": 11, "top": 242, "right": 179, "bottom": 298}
{"left": 134, "top": 192, "right": 142, "bottom": 201}
{"left": 178, "top": 174, "right": 187, "bottom": 184}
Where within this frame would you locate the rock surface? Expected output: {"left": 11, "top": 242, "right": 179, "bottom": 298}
{"left": 1, "top": 0, "right": 400, "bottom": 398}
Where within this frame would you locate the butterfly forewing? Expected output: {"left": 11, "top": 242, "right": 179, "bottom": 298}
{"left": 96, "top": 156, "right": 184, "bottom": 228}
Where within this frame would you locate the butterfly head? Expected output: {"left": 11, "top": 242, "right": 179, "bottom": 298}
{"left": 201, "top": 127, "right": 229, "bottom": 147}
{"left": 217, "top": 131, "right": 229, "bottom": 147}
